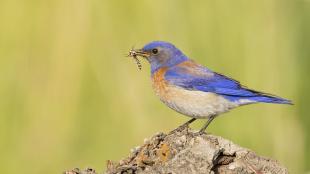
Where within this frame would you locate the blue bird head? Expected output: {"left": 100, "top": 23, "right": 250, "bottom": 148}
{"left": 133, "top": 41, "right": 189, "bottom": 73}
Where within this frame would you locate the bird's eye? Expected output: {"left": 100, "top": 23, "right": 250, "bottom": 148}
{"left": 152, "top": 48, "right": 158, "bottom": 54}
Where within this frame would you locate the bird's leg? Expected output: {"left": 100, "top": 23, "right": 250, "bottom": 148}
{"left": 169, "top": 118, "right": 197, "bottom": 134}
{"left": 180, "top": 118, "right": 197, "bottom": 128}
{"left": 199, "top": 116, "right": 216, "bottom": 134}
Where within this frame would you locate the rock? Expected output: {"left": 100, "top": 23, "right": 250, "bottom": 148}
{"left": 105, "top": 126, "right": 288, "bottom": 174}
{"left": 65, "top": 126, "right": 288, "bottom": 174}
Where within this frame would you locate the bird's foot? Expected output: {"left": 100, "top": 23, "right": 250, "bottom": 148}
{"left": 168, "top": 118, "right": 197, "bottom": 135}
{"left": 168, "top": 124, "right": 188, "bottom": 135}
{"left": 194, "top": 116, "right": 215, "bottom": 136}
{"left": 192, "top": 130, "right": 208, "bottom": 137}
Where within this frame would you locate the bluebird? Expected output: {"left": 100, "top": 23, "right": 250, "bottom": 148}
{"left": 129, "top": 41, "right": 292, "bottom": 133}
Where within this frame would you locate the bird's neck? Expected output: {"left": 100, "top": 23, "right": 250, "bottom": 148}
{"left": 151, "top": 55, "right": 188, "bottom": 74}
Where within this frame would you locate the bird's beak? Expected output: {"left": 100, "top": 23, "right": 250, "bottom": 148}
{"left": 128, "top": 48, "right": 150, "bottom": 58}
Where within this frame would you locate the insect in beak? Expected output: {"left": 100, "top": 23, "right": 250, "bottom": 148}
{"left": 127, "top": 47, "right": 149, "bottom": 70}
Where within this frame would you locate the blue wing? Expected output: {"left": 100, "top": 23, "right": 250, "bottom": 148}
{"left": 165, "top": 61, "right": 292, "bottom": 104}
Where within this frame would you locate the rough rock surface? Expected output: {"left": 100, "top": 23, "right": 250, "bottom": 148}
{"left": 65, "top": 126, "right": 288, "bottom": 174}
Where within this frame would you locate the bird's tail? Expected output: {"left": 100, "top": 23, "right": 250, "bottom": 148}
{"left": 247, "top": 95, "right": 293, "bottom": 105}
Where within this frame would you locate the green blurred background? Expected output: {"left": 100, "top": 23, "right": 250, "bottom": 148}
{"left": 0, "top": 0, "right": 309, "bottom": 173}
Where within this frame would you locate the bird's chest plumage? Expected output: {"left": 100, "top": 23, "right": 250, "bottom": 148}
{"left": 151, "top": 68, "right": 238, "bottom": 118}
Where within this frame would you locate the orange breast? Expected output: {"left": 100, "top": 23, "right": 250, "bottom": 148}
{"left": 151, "top": 67, "right": 169, "bottom": 100}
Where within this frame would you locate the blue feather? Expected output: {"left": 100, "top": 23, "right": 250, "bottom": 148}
{"left": 165, "top": 64, "right": 292, "bottom": 105}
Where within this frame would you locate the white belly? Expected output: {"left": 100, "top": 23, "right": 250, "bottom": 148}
{"left": 157, "top": 86, "right": 238, "bottom": 119}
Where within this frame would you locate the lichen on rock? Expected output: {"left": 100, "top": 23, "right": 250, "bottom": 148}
{"left": 104, "top": 126, "right": 288, "bottom": 174}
